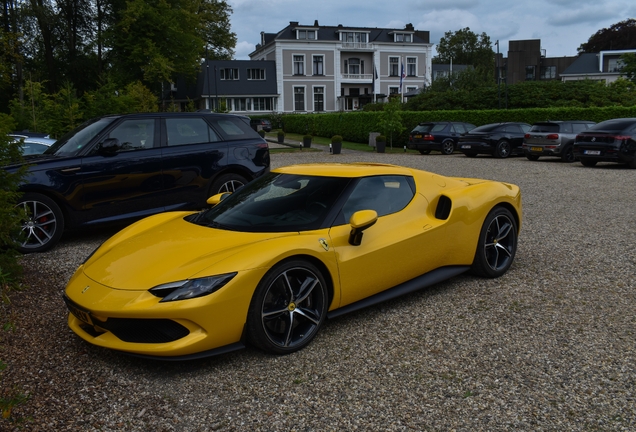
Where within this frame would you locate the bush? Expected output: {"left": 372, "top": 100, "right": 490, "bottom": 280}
{"left": 331, "top": 135, "right": 343, "bottom": 143}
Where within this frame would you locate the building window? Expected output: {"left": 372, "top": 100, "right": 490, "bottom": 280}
{"left": 608, "top": 58, "right": 624, "bottom": 72}
{"left": 389, "top": 57, "right": 399, "bottom": 76}
{"left": 341, "top": 32, "right": 367, "bottom": 43}
{"left": 297, "top": 30, "right": 316, "bottom": 40}
{"left": 313, "top": 55, "right": 324, "bottom": 75}
{"left": 407, "top": 57, "right": 416, "bottom": 76}
{"left": 406, "top": 86, "right": 417, "bottom": 93}
{"left": 345, "top": 58, "right": 362, "bottom": 75}
{"left": 313, "top": 87, "right": 324, "bottom": 111}
{"left": 389, "top": 86, "right": 399, "bottom": 94}
{"left": 220, "top": 68, "right": 239, "bottom": 80}
{"left": 395, "top": 33, "right": 412, "bottom": 42}
{"left": 252, "top": 97, "right": 273, "bottom": 111}
{"left": 293, "top": 55, "right": 305, "bottom": 75}
{"left": 294, "top": 87, "right": 305, "bottom": 111}
{"left": 525, "top": 66, "right": 536, "bottom": 80}
{"left": 540, "top": 65, "right": 556, "bottom": 79}
{"left": 247, "top": 69, "right": 265, "bottom": 80}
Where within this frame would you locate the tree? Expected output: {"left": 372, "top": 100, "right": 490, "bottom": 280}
{"left": 434, "top": 27, "right": 494, "bottom": 82}
{"left": 620, "top": 53, "right": 636, "bottom": 83}
{"left": 578, "top": 18, "right": 636, "bottom": 53}
{"left": 377, "top": 97, "right": 406, "bottom": 148}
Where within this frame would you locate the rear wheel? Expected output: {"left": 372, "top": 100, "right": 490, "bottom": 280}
{"left": 471, "top": 207, "right": 517, "bottom": 278}
{"left": 560, "top": 145, "right": 575, "bottom": 163}
{"left": 16, "top": 193, "right": 65, "bottom": 253}
{"left": 580, "top": 159, "right": 598, "bottom": 167}
{"left": 526, "top": 155, "right": 539, "bottom": 161}
{"left": 441, "top": 140, "right": 455, "bottom": 155}
{"left": 247, "top": 260, "right": 328, "bottom": 354}
{"left": 209, "top": 173, "right": 247, "bottom": 195}
{"left": 495, "top": 140, "right": 511, "bottom": 158}
{"left": 418, "top": 149, "right": 431, "bottom": 155}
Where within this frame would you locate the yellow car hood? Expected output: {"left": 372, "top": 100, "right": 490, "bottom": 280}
{"left": 82, "top": 215, "right": 294, "bottom": 290}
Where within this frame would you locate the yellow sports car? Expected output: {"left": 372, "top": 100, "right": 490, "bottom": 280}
{"left": 63, "top": 163, "right": 522, "bottom": 360}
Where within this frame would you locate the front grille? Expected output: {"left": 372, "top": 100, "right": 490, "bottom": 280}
{"left": 98, "top": 318, "right": 189, "bottom": 343}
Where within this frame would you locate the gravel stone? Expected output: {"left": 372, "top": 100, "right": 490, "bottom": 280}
{"left": 2, "top": 146, "right": 635, "bottom": 431}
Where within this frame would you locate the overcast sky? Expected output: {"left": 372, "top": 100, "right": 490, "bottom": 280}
{"left": 227, "top": 0, "right": 636, "bottom": 60}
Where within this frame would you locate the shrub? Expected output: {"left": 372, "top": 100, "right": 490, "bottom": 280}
{"left": 331, "top": 135, "right": 343, "bottom": 143}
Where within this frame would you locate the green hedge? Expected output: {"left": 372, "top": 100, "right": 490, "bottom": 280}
{"left": 279, "top": 106, "right": 636, "bottom": 146}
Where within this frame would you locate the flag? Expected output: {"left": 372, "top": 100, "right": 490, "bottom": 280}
{"left": 399, "top": 60, "right": 405, "bottom": 94}
{"left": 373, "top": 64, "right": 378, "bottom": 103}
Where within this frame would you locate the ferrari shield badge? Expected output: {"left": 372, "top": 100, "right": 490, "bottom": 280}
{"left": 319, "top": 238, "right": 329, "bottom": 251}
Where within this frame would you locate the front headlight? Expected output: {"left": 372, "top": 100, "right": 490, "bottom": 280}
{"left": 149, "top": 273, "right": 237, "bottom": 302}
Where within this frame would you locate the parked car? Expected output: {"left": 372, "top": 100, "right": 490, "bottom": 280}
{"left": 3, "top": 112, "right": 270, "bottom": 253}
{"left": 63, "top": 163, "right": 521, "bottom": 359}
{"left": 458, "top": 122, "right": 531, "bottom": 158}
{"left": 9, "top": 133, "right": 57, "bottom": 155}
{"left": 407, "top": 121, "right": 476, "bottom": 155}
{"left": 250, "top": 118, "right": 272, "bottom": 132}
{"left": 573, "top": 118, "right": 636, "bottom": 168}
{"left": 522, "top": 121, "right": 596, "bottom": 162}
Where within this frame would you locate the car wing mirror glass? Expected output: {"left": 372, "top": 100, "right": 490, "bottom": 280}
{"left": 207, "top": 192, "right": 231, "bottom": 206}
{"left": 348, "top": 210, "right": 378, "bottom": 246}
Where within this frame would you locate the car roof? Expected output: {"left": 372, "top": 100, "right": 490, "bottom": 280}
{"left": 273, "top": 163, "right": 416, "bottom": 178}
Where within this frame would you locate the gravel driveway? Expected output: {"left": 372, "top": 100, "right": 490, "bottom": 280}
{"left": 3, "top": 147, "right": 635, "bottom": 431}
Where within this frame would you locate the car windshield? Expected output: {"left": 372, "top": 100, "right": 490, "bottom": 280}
{"left": 470, "top": 124, "right": 503, "bottom": 133}
{"left": 530, "top": 124, "right": 559, "bottom": 133}
{"left": 412, "top": 124, "right": 434, "bottom": 133}
{"left": 187, "top": 173, "right": 352, "bottom": 232}
{"left": 44, "top": 117, "right": 116, "bottom": 157}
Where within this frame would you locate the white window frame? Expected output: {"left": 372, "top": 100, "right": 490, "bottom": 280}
{"left": 220, "top": 68, "right": 239, "bottom": 80}
{"left": 247, "top": 69, "right": 266, "bottom": 80}
{"left": 297, "top": 29, "right": 316, "bottom": 40}
{"left": 293, "top": 54, "right": 305, "bottom": 76}
{"left": 293, "top": 86, "right": 306, "bottom": 111}
{"left": 406, "top": 57, "right": 417, "bottom": 77}
{"left": 389, "top": 86, "right": 399, "bottom": 95}
{"left": 313, "top": 86, "right": 325, "bottom": 112}
{"left": 394, "top": 33, "right": 412, "bottom": 42}
{"left": 313, "top": 55, "right": 324, "bottom": 76}
{"left": 389, "top": 57, "right": 399, "bottom": 76}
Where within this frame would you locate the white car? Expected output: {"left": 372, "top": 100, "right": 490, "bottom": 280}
{"left": 10, "top": 134, "right": 56, "bottom": 155}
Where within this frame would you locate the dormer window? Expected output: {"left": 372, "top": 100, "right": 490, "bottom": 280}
{"left": 297, "top": 29, "right": 316, "bottom": 40}
{"left": 394, "top": 33, "right": 412, "bottom": 43}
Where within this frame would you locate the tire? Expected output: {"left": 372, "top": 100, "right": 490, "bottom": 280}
{"left": 495, "top": 140, "right": 511, "bottom": 158}
{"left": 580, "top": 159, "right": 598, "bottom": 167}
{"left": 560, "top": 145, "right": 575, "bottom": 163}
{"left": 464, "top": 153, "right": 477, "bottom": 158}
{"left": 16, "top": 193, "right": 65, "bottom": 254}
{"left": 441, "top": 140, "right": 455, "bottom": 155}
{"left": 418, "top": 150, "right": 431, "bottom": 155}
{"left": 247, "top": 259, "right": 328, "bottom": 354}
{"left": 209, "top": 173, "right": 247, "bottom": 195}
{"left": 526, "top": 155, "right": 540, "bottom": 161}
{"left": 471, "top": 207, "right": 518, "bottom": 278}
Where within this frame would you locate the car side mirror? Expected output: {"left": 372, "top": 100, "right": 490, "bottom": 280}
{"left": 99, "top": 138, "right": 121, "bottom": 155}
{"left": 207, "top": 192, "right": 231, "bottom": 206}
{"left": 348, "top": 210, "right": 378, "bottom": 246}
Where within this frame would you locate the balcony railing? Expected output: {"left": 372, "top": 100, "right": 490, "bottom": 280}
{"left": 340, "top": 42, "right": 373, "bottom": 50}
{"left": 342, "top": 74, "right": 373, "bottom": 80}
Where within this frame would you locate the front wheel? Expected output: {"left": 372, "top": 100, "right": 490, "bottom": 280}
{"left": 247, "top": 260, "right": 329, "bottom": 354}
{"left": 16, "top": 193, "right": 65, "bottom": 253}
{"left": 495, "top": 140, "right": 511, "bottom": 158}
{"left": 471, "top": 207, "right": 518, "bottom": 278}
{"left": 441, "top": 141, "right": 455, "bottom": 155}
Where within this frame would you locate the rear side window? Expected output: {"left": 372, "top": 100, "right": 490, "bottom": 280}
{"left": 209, "top": 116, "right": 260, "bottom": 141}
{"left": 413, "top": 124, "right": 434, "bottom": 133}
{"left": 431, "top": 124, "right": 447, "bottom": 132}
{"left": 166, "top": 117, "right": 220, "bottom": 146}
{"left": 572, "top": 123, "right": 592, "bottom": 133}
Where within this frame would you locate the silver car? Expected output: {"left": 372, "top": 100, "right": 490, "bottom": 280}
{"left": 522, "top": 121, "right": 595, "bottom": 162}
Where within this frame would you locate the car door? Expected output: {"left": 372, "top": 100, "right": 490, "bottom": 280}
{"left": 160, "top": 115, "right": 228, "bottom": 211}
{"left": 75, "top": 117, "right": 164, "bottom": 225}
{"left": 328, "top": 175, "right": 449, "bottom": 308}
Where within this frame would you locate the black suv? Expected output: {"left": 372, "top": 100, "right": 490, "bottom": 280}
{"left": 522, "top": 121, "right": 595, "bottom": 162}
{"left": 5, "top": 112, "right": 270, "bottom": 253}
{"left": 408, "top": 121, "right": 476, "bottom": 155}
{"left": 573, "top": 118, "right": 636, "bottom": 168}
{"left": 458, "top": 122, "right": 531, "bottom": 158}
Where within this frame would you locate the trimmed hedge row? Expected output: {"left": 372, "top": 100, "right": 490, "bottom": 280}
{"left": 265, "top": 106, "right": 636, "bottom": 146}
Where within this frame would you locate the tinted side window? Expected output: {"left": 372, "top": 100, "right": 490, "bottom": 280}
{"left": 341, "top": 176, "right": 414, "bottom": 222}
{"left": 504, "top": 125, "right": 522, "bottom": 133}
{"left": 166, "top": 117, "right": 220, "bottom": 146}
{"left": 108, "top": 119, "right": 156, "bottom": 151}
{"left": 431, "top": 124, "right": 447, "bottom": 132}
{"left": 209, "top": 116, "right": 260, "bottom": 141}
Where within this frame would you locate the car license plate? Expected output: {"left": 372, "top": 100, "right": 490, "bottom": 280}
{"left": 584, "top": 150, "right": 601, "bottom": 155}
{"left": 414, "top": 134, "right": 422, "bottom": 139}
{"left": 461, "top": 145, "right": 471, "bottom": 149}
{"left": 531, "top": 147, "right": 542, "bottom": 152}
{"left": 63, "top": 295, "right": 93, "bottom": 325}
